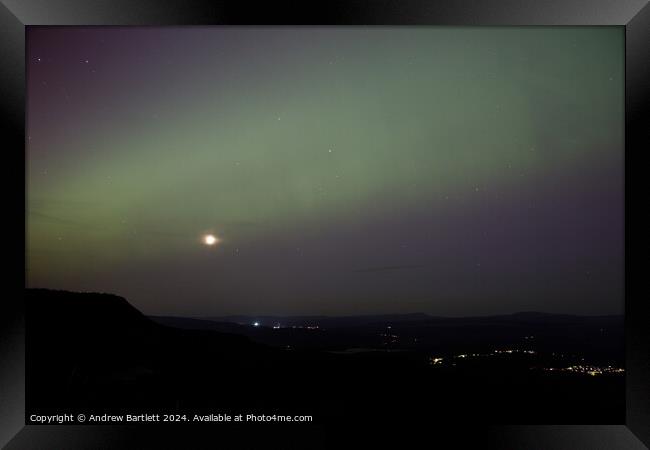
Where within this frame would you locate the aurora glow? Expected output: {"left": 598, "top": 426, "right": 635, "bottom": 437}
{"left": 26, "top": 27, "right": 623, "bottom": 316}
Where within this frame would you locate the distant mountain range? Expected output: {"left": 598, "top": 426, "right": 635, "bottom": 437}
{"left": 200, "top": 312, "right": 433, "bottom": 327}
{"left": 195, "top": 311, "right": 621, "bottom": 328}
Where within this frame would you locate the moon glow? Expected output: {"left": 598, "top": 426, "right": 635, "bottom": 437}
{"left": 203, "top": 234, "right": 219, "bottom": 246}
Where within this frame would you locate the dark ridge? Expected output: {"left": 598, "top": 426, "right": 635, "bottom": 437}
{"left": 25, "top": 288, "right": 255, "bottom": 347}
{"left": 26, "top": 288, "right": 151, "bottom": 331}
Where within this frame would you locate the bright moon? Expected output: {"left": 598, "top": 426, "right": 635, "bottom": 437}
{"left": 203, "top": 234, "right": 219, "bottom": 246}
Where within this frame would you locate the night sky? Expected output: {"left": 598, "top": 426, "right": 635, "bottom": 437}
{"left": 26, "top": 27, "right": 623, "bottom": 317}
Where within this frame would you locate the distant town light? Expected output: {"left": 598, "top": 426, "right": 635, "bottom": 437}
{"left": 253, "top": 322, "right": 260, "bottom": 327}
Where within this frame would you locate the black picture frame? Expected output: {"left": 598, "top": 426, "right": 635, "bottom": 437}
{"left": 2, "top": 1, "right": 647, "bottom": 448}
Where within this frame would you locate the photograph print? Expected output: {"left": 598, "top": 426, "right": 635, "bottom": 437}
{"left": 26, "top": 26, "right": 624, "bottom": 426}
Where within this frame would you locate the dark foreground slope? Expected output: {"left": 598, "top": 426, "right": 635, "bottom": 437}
{"left": 26, "top": 289, "right": 274, "bottom": 410}
{"left": 26, "top": 289, "right": 624, "bottom": 425}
